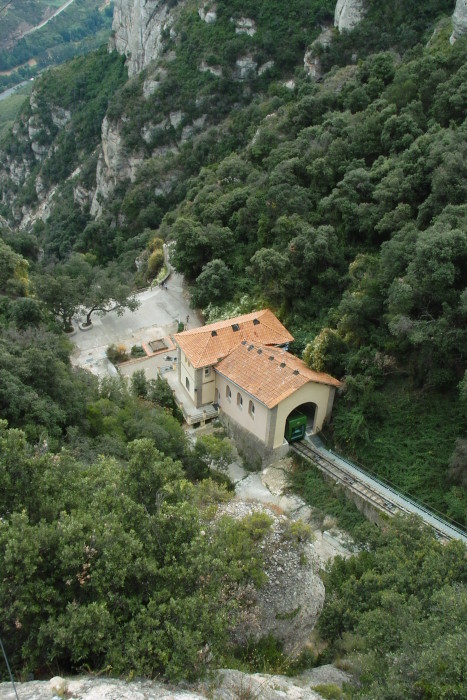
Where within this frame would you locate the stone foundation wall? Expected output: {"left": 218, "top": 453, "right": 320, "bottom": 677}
{"left": 219, "top": 411, "right": 289, "bottom": 469}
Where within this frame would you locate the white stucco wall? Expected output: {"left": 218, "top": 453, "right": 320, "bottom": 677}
{"left": 201, "top": 365, "right": 216, "bottom": 404}
{"left": 272, "top": 383, "right": 336, "bottom": 449}
{"left": 214, "top": 371, "right": 269, "bottom": 444}
{"left": 179, "top": 352, "right": 197, "bottom": 404}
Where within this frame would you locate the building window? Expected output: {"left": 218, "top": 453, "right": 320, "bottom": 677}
{"left": 186, "top": 377, "right": 190, "bottom": 391}
{"left": 237, "top": 392, "right": 243, "bottom": 409}
{"left": 226, "top": 385, "right": 231, "bottom": 401}
{"left": 204, "top": 367, "right": 211, "bottom": 377}
{"left": 248, "top": 400, "right": 255, "bottom": 418}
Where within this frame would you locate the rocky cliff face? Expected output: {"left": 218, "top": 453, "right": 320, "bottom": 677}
{"left": 91, "top": 116, "right": 144, "bottom": 217}
{"left": 0, "top": 90, "right": 72, "bottom": 227}
{"left": 111, "top": 0, "right": 187, "bottom": 76}
{"left": 450, "top": 0, "right": 467, "bottom": 43}
{"left": 334, "top": 0, "right": 364, "bottom": 31}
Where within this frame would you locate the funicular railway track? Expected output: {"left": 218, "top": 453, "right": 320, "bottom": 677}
{"left": 291, "top": 439, "right": 467, "bottom": 545}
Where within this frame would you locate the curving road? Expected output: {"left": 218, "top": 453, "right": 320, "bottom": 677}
{"left": 22, "top": 0, "right": 77, "bottom": 38}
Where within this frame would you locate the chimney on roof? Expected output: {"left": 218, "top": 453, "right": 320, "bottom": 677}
{"left": 211, "top": 330, "right": 217, "bottom": 337}
{"left": 232, "top": 323, "right": 240, "bottom": 331}
{"left": 253, "top": 319, "right": 260, "bottom": 325}
{"left": 280, "top": 362, "right": 286, "bottom": 368}
{"left": 248, "top": 345, "right": 254, "bottom": 351}
{"left": 241, "top": 340, "right": 247, "bottom": 345}
{"left": 268, "top": 356, "right": 274, "bottom": 361}
{"left": 293, "top": 369, "right": 299, "bottom": 375}
{"left": 257, "top": 349, "right": 262, "bottom": 355}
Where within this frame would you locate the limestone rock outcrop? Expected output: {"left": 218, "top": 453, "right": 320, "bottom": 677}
{"left": 0, "top": 667, "right": 351, "bottom": 700}
{"left": 304, "top": 26, "right": 334, "bottom": 80}
{"left": 91, "top": 116, "right": 144, "bottom": 217}
{"left": 218, "top": 501, "right": 325, "bottom": 655}
{"left": 235, "top": 55, "right": 258, "bottom": 80}
{"left": 334, "top": 0, "right": 364, "bottom": 31}
{"left": 111, "top": 0, "right": 188, "bottom": 77}
{"left": 198, "top": 3, "right": 217, "bottom": 24}
{"left": 0, "top": 88, "right": 71, "bottom": 226}
{"left": 450, "top": 0, "right": 467, "bottom": 43}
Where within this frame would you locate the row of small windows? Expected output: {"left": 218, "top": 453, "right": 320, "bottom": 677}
{"left": 226, "top": 385, "right": 254, "bottom": 417}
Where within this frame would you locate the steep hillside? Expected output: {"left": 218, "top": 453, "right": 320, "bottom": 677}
{"left": 0, "top": 1, "right": 466, "bottom": 694}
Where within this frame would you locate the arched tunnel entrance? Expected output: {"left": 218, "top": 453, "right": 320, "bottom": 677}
{"left": 284, "top": 402, "right": 317, "bottom": 442}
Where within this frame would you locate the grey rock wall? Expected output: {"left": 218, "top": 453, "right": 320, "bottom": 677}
{"left": 334, "top": 0, "right": 364, "bottom": 31}
{"left": 0, "top": 667, "right": 351, "bottom": 700}
{"left": 111, "top": 0, "right": 187, "bottom": 76}
{"left": 450, "top": 0, "right": 467, "bottom": 43}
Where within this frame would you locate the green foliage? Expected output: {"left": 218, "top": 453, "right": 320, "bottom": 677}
{"left": 318, "top": 516, "right": 467, "bottom": 699}
{"left": 318, "top": 0, "right": 455, "bottom": 71}
{"left": 233, "top": 634, "right": 288, "bottom": 675}
{"left": 191, "top": 259, "right": 234, "bottom": 309}
{"left": 282, "top": 519, "right": 313, "bottom": 546}
{"left": 1, "top": 5, "right": 467, "bottom": 685}
{"left": 0, "top": 425, "right": 270, "bottom": 681}
{"left": 0, "top": 329, "right": 94, "bottom": 443}
{"left": 128, "top": 372, "right": 183, "bottom": 423}
{"left": 0, "top": 88, "right": 31, "bottom": 144}
{"left": 312, "top": 685, "right": 343, "bottom": 700}
{"left": 106, "top": 344, "right": 129, "bottom": 364}
{"left": 38, "top": 46, "right": 126, "bottom": 187}
{"left": 331, "top": 379, "right": 467, "bottom": 525}
{"left": 0, "top": 238, "right": 29, "bottom": 297}
{"left": 35, "top": 254, "right": 140, "bottom": 328}
{"left": 289, "top": 455, "right": 367, "bottom": 536}
{"left": 188, "top": 434, "right": 236, "bottom": 480}
{"left": 130, "top": 345, "right": 146, "bottom": 358}
{"left": 147, "top": 248, "right": 165, "bottom": 278}
{"left": 164, "top": 35, "right": 467, "bottom": 518}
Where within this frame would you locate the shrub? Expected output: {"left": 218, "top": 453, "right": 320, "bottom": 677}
{"left": 149, "top": 236, "right": 164, "bottom": 251}
{"left": 130, "top": 345, "right": 146, "bottom": 358}
{"left": 106, "top": 343, "right": 129, "bottom": 364}
{"left": 282, "top": 519, "right": 313, "bottom": 545}
{"left": 147, "top": 249, "right": 164, "bottom": 278}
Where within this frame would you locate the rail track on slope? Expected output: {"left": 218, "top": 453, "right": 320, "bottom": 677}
{"left": 291, "top": 439, "right": 467, "bottom": 545}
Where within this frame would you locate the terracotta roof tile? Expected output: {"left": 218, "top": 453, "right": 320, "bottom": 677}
{"left": 215, "top": 344, "right": 341, "bottom": 408}
{"left": 174, "top": 309, "right": 293, "bottom": 368}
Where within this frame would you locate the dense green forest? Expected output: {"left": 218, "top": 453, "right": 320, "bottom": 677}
{"left": 1, "top": 0, "right": 466, "bottom": 694}
{"left": 162, "top": 16, "right": 466, "bottom": 524}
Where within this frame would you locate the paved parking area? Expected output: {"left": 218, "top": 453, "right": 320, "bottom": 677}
{"left": 71, "top": 272, "right": 201, "bottom": 378}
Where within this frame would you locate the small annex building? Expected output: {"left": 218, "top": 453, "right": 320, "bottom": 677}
{"left": 174, "top": 310, "right": 341, "bottom": 456}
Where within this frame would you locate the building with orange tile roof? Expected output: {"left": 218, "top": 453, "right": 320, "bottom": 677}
{"left": 174, "top": 309, "right": 293, "bottom": 369}
{"left": 174, "top": 310, "right": 341, "bottom": 455}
